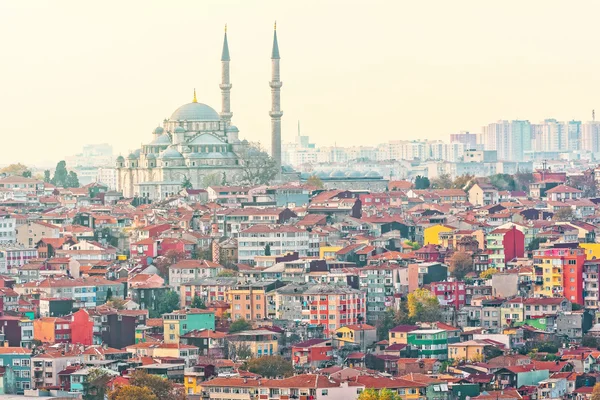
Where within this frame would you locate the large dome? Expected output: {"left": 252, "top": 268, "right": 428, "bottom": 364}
{"left": 170, "top": 102, "right": 220, "bottom": 121}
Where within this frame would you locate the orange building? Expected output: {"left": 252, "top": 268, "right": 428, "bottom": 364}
{"left": 228, "top": 281, "right": 284, "bottom": 321}
{"left": 33, "top": 317, "right": 72, "bottom": 344}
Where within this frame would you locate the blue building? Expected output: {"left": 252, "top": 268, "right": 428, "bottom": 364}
{"left": 0, "top": 347, "right": 31, "bottom": 394}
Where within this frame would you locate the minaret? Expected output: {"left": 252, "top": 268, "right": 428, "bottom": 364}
{"left": 269, "top": 21, "right": 283, "bottom": 179}
{"left": 220, "top": 24, "right": 233, "bottom": 125}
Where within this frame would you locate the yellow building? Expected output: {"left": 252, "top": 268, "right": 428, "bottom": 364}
{"left": 581, "top": 243, "right": 600, "bottom": 260}
{"left": 388, "top": 325, "right": 419, "bottom": 345}
{"left": 335, "top": 324, "right": 376, "bottom": 350}
{"left": 226, "top": 329, "right": 280, "bottom": 358}
{"left": 319, "top": 246, "right": 343, "bottom": 260}
{"left": 423, "top": 224, "right": 454, "bottom": 246}
{"left": 448, "top": 340, "right": 486, "bottom": 361}
{"left": 500, "top": 298, "right": 524, "bottom": 327}
{"left": 184, "top": 366, "right": 214, "bottom": 395}
{"left": 535, "top": 256, "right": 563, "bottom": 298}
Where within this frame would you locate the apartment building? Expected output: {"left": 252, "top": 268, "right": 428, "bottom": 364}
{"left": 237, "top": 225, "right": 320, "bottom": 265}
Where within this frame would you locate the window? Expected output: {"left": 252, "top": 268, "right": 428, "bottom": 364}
{"left": 321, "top": 390, "right": 328, "bottom": 396}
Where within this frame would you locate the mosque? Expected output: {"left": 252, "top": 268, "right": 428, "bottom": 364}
{"left": 116, "top": 25, "right": 283, "bottom": 200}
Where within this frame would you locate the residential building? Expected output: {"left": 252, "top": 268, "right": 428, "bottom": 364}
{"left": 237, "top": 225, "right": 320, "bottom": 265}
{"left": 163, "top": 308, "right": 215, "bottom": 344}
{"left": 407, "top": 330, "right": 448, "bottom": 360}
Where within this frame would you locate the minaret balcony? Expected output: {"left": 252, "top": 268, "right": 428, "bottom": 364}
{"left": 220, "top": 112, "right": 233, "bottom": 119}
{"left": 269, "top": 111, "right": 283, "bottom": 118}
{"left": 220, "top": 84, "right": 232, "bottom": 90}
{"left": 269, "top": 81, "right": 283, "bottom": 88}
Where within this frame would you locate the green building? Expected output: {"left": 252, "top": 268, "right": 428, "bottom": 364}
{"left": 163, "top": 309, "right": 215, "bottom": 343}
{"left": 0, "top": 348, "right": 32, "bottom": 394}
{"left": 407, "top": 329, "right": 448, "bottom": 360}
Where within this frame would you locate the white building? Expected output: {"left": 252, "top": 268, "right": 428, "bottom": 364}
{"left": 237, "top": 225, "right": 320, "bottom": 265}
{"left": 0, "top": 215, "right": 16, "bottom": 243}
{"left": 96, "top": 167, "right": 118, "bottom": 190}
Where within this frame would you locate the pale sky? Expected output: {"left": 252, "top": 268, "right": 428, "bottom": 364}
{"left": 2, "top": 0, "right": 600, "bottom": 167}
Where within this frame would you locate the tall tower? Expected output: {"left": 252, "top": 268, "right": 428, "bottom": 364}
{"left": 269, "top": 22, "right": 283, "bottom": 178}
{"left": 220, "top": 24, "right": 233, "bottom": 125}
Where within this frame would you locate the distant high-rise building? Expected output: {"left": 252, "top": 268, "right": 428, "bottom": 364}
{"left": 483, "top": 120, "right": 530, "bottom": 161}
{"left": 449, "top": 131, "right": 478, "bottom": 149}
{"left": 582, "top": 121, "right": 600, "bottom": 153}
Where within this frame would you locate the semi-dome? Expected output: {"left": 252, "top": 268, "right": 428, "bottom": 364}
{"left": 150, "top": 133, "right": 171, "bottom": 145}
{"left": 226, "top": 125, "right": 239, "bottom": 132}
{"left": 365, "top": 170, "right": 382, "bottom": 178}
{"left": 346, "top": 170, "right": 362, "bottom": 178}
{"left": 316, "top": 171, "right": 329, "bottom": 179}
{"left": 329, "top": 170, "right": 346, "bottom": 178}
{"left": 159, "top": 147, "right": 184, "bottom": 159}
{"left": 145, "top": 153, "right": 156, "bottom": 159}
{"left": 174, "top": 126, "right": 186, "bottom": 134}
{"left": 116, "top": 155, "right": 125, "bottom": 162}
{"left": 127, "top": 152, "right": 139, "bottom": 160}
{"left": 153, "top": 126, "right": 164, "bottom": 135}
{"left": 170, "top": 102, "right": 220, "bottom": 121}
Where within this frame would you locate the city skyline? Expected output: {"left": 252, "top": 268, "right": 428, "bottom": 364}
{"left": 3, "top": 1, "right": 600, "bottom": 165}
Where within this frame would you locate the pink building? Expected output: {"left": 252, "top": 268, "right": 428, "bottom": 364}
{"left": 430, "top": 280, "right": 466, "bottom": 310}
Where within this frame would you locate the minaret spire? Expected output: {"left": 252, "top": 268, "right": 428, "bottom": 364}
{"left": 269, "top": 22, "right": 283, "bottom": 180}
{"left": 193, "top": 88, "right": 197, "bottom": 103}
{"left": 220, "top": 24, "right": 233, "bottom": 124}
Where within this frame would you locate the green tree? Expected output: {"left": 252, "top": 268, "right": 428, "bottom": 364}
{"left": 43, "top": 170, "right": 51, "bottom": 183}
{"left": 414, "top": 175, "right": 430, "bottom": 189}
{"left": 489, "top": 174, "right": 516, "bottom": 191}
{"left": 82, "top": 368, "right": 112, "bottom": 400}
{"left": 229, "top": 318, "right": 252, "bottom": 333}
{"left": 191, "top": 294, "right": 206, "bottom": 309}
{"left": 582, "top": 335, "right": 599, "bottom": 348}
{"left": 217, "top": 269, "right": 236, "bottom": 277}
{"left": 246, "top": 355, "right": 294, "bottom": 378}
{"left": 514, "top": 171, "right": 534, "bottom": 191}
{"left": 306, "top": 175, "right": 324, "bottom": 189}
{"left": 65, "top": 171, "right": 80, "bottom": 188}
{"left": 527, "top": 237, "right": 547, "bottom": 251}
{"left": 150, "top": 290, "right": 180, "bottom": 318}
{"left": 109, "top": 385, "right": 158, "bottom": 400}
{"left": 181, "top": 175, "right": 192, "bottom": 189}
{"left": 221, "top": 171, "right": 227, "bottom": 186}
{"left": 449, "top": 251, "right": 474, "bottom": 280}
{"left": 404, "top": 241, "right": 421, "bottom": 250}
{"left": 264, "top": 243, "right": 271, "bottom": 256}
{"left": 22, "top": 170, "right": 32, "bottom": 178}
{"left": 407, "top": 288, "right": 441, "bottom": 322}
{"left": 51, "top": 160, "right": 68, "bottom": 187}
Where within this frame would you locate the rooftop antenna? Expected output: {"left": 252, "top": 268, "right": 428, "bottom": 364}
{"left": 593, "top": 109, "right": 596, "bottom": 122}
{"left": 298, "top": 120, "right": 300, "bottom": 137}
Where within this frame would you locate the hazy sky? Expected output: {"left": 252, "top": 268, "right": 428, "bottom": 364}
{"left": 2, "top": 1, "right": 600, "bottom": 166}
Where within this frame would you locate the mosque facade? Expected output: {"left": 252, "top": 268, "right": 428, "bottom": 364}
{"left": 116, "top": 25, "right": 282, "bottom": 200}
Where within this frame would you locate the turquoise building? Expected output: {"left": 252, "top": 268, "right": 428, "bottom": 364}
{"left": 407, "top": 329, "right": 448, "bottom": 360}
{"left": 0, "top": 347, "right": 32, "bottom": 394}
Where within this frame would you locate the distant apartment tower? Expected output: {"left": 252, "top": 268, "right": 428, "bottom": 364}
{"left": 582, "top": 121, "right": 600, "bottom": 153}
{"left": 482, "top": 120, "right": 530, "bottom": 161}
{"left": 450, "top": 131, "right": 478, "bottom": 149}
